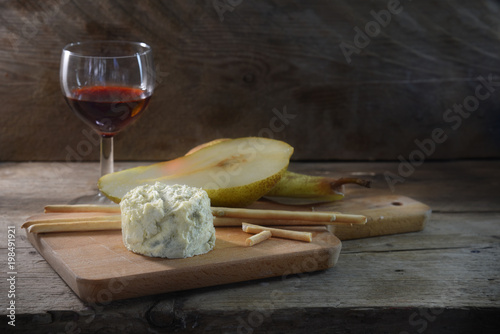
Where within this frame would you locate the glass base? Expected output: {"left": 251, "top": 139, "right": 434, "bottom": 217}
{"left": 68, "top": 191, "right": 117, "bottom": 205}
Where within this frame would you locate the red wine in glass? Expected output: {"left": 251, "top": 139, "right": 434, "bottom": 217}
{"left": 65, "top": 86, "right": 152, "bottom": 137}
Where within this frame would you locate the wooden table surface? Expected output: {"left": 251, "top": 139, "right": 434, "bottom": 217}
{"left": 1, "top": 160, "right": 499, "bottom": 333}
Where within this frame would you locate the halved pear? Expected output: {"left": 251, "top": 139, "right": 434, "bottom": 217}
{"left": 187, "top": 139, "right": 370, "bottom": 205}
{"left": 98, "top": 137, "right": 294, "bottom": 207}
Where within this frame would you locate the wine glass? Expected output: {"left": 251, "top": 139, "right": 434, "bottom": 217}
{"left": 60, "top": 41, "right": 155, "bottom": 204}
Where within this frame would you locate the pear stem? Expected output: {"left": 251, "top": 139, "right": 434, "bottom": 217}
{"left": 330, "top": 177, "right": 371, "bottom": 189}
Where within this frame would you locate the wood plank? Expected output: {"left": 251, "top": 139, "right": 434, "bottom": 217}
{"left": 1, "top": 1, "right": 500, "bottom": 161}
{"left": 0, "top": 248, "right": 86, "bottom": 314}
{"left": 3, "top": 306, "right": 500, "bottom": 334}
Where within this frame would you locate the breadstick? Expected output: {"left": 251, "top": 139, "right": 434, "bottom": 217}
{"left": 45, "top": 204, "right": 367, "bottom": 225}
{"left": 22, "top": 214, "right": 121, "bottom": 229}
{"left": 242, "top": 223, "right": 312, "bottom": 243}
{"left": 215, "top": 207, "right": 366, "bottom": 224}
{"left": 27, "top": 220, "right": 121, "bottom": 234}
{"left": 245, "top": 230, "right": 272, "bottom": 247}
{"left": 44, "top": 204, "right": 120, "bottom": 213}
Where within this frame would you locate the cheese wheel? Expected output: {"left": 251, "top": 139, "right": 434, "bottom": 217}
{"left": 120, "top": 182, "right": 216, "bottom": 258}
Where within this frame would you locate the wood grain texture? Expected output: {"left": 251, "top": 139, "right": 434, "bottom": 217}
{"left": 25, "top": 226, "right": 341, "bottom": 303}
{"left": 1, "top": 0, "right": 500, "bottom": 161}
{"left": 250, "top": 194, "right": 430, "bottom": 239}
{"left": 0, "top": 161, "right": 499, "bottom": 333}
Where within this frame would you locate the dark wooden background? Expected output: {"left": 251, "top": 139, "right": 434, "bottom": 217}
{"left": 1, "top": 0, "right": 499, "bottom": 162}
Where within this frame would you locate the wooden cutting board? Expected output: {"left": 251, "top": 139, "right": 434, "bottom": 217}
{"left": 26, "top": 226, "right": 340, "bottom": 303}
{"left": 250, "top": 194, "right": 431, "bottom": 240}
{"left": 24, "top": 194, "right": 430, "bottom": 303}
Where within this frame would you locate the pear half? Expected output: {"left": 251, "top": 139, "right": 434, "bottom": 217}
{"left": 98, "top": 137, "right": 294, "bottom": 207}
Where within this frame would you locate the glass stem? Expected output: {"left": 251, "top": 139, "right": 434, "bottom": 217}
{"left": 100, "top": 136, "right": 114, "bottom": 177}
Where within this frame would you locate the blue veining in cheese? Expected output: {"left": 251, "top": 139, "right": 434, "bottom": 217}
{"left": 120, "top": 182, "right": 216, "bottom": 258}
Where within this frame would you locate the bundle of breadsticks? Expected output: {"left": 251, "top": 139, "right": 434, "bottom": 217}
{"left": 23, "top": 204, "right": 367, "bottom": 247}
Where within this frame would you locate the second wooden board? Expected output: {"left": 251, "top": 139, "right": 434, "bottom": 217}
{"left": 250, "top": 195, "right": 431, "bottom": 240}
